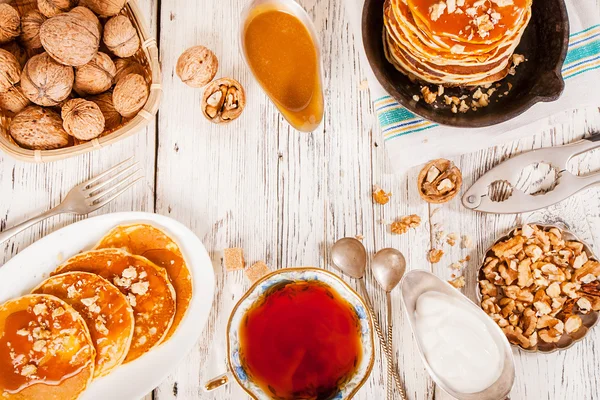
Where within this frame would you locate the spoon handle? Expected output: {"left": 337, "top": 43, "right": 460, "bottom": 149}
{"left": 358, "top": 279, "right": 407, "bottom": 399}
{"left": 386, "top": 293, "right": 393, "bottom": 400}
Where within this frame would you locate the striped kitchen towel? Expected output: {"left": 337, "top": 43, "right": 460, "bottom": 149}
{"left": 346, "top": 0, "right": 600, "bottom": 172}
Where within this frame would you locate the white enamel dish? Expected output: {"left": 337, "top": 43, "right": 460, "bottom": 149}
{"left": 0, "top": 212, "right": 215, "bottom": 400}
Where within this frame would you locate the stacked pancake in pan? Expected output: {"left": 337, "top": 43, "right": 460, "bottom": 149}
{"left": 0, "top": 224, "right": 193, "bottom": 399}
{"left": 383, "top": 0, "right": 532, "bottom": 87}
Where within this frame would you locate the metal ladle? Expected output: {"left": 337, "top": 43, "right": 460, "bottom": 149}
{"left": 372, "top": 248, "right": 406, "bottom": 400}
{"left": 331, "top": 238, "right": 407, "bottom": 399}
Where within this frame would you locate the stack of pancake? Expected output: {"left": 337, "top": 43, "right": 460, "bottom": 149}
{"left": 383, "top": 0, "right": 532, "bottom": 87}
{"left": 0, "top": 224, "right": 193, "bottom": 399}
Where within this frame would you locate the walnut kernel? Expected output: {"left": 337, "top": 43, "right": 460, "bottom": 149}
{"left": 372, "top": 185, "right": 391, "bottom": 205}
{"left": 418, "top": 159, "right": 462, "bottom": 204}
{"left": 201, "top": 78, "right": 245, "bottom": 124}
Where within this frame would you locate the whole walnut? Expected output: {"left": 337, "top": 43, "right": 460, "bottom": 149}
{"left": 0, "top": 84, "right": 30, "bottom": 114}
{"left": 20, "top": 10, "right": 47, "bottom": 50}
{"left": 0, "top": 48, "right": 21, "bottom": 92}
{"left": 69, "top": 6, "right": 102, "bottom": 35}
{"left": 103, "top": 15, "right": 140, "bottom": 58}
{"left": 37, "top": 0, "right": 78, "bottom": 18}
{"left": 61, "top": 98, "right": 105, "bottom": 140}
{"left": 0, "top": 4, "right": 20, "bottom": 45}
{"left": 74, "top": 52, "right": 116, "bottom": 95}
{"left": 113, "top": 73, "right": 148, "bottom": 118}
{"left": 114, "top": 58, "right": 145, "bottom": 83}
{"left": 1, "top": 41, "right": 27, "bottom": 67}
{"left": 21, "top": 52, "right": 74, "bottom": 106}
{"left": 176, "top": 45, "right": 218, "bottom": 88}
{"left": 40, "top": 9, "right": 100, "bottom": 66}
{"left": 79, "top": 0, "right": 126, "bottom": 17}
{"left": 9, "top": 105, "right": 71, "bottom": 149}
{"left": 88, "top": 91, "right": 122, "bottom": 131}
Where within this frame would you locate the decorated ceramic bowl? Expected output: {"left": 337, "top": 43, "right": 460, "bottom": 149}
{"left": 208, "top": 267, "right": 374, "bottom": 400}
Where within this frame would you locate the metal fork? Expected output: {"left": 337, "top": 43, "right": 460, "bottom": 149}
{"left": 0, "top": 157, "right": 142, "bottom": 245}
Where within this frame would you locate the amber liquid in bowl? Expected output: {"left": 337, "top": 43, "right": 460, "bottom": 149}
{"left": 242, "top": 6, "right": 324, "bottom": 132}
{"left": 239, "top": 281, "right": 362, "bottom": 400}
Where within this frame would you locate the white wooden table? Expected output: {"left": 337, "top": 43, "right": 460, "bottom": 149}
{"left": 1, "top": 0, "right": 600, "bottom": 399}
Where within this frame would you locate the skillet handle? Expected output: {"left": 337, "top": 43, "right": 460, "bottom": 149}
{"left": 203, "top": 372, "right": 230, "bottom": 392}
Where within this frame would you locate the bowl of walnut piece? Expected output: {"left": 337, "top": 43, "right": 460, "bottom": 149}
{"left": 478, "top": 224, "right": 600, "bottom": 353}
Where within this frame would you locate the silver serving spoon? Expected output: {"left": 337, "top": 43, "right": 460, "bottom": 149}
{"left": 372, "top": 248, "right": 406, "bottom": 400}
{"left": 331, "top": 238, "right": 407, "bottom": 399}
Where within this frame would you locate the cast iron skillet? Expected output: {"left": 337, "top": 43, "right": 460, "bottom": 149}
{"left": 362, "top": 0, "right": 570, "bottom": 128}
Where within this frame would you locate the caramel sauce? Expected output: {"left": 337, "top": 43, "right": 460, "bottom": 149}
{"left": 243, "top": 8, "right": 324, "bottom": 132}
{"left": 239, "top": 281, "right": 362, "bottom": 400}
{"left": 408, "top": 0, "right": 529, "bottom": 43}
{"left": 0, "top": 297, "right": 93, "bottom": 394}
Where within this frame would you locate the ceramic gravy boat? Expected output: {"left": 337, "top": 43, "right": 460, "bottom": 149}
{"left": 204, "top": 268, "right": 375, "bottom": 399}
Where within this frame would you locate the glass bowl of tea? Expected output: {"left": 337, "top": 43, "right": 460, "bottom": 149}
{"left": 225, "top": 268, "right": 374, "bottom": 400}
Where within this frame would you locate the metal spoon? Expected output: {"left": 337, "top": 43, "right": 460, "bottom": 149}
{"left": 372, "top": 248, "right": 406, "bottom": 400}
{"left": 331, "top": 238, "right": 407, "bottom": 399}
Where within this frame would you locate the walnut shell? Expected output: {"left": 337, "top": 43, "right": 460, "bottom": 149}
{"left": 0, "top": 83, "right": 30, "bottom": 113}
{"left": 417, "top": 159, "right": 463, "bottom": 204}
{"left": 88, "top": 91, "right": 122, "bottom": 131}
{"left": 9, "top": 105, "right": 70, "bottom": 149}
{"left": 1, "top": 41, "right": 27, "bottom": 67}
{"left": 201, "top": 78, "right": 245, "bottom": 124}
{"left": 74, "top": 52, "right": 116, "bottom": 95}
{"left": 69, "top": 6, "right": 102, "bottom": 35}
{"left": 0, "top": 4, "right": 20, "bottom": 45}
{"left": 176, "top": 45, "right": 218, "bottom": 88}
{"left": 40, "top": 9, "right": 100, "bottom": 66}
{"left": 20, "top": 10, "right": 47, "bottom": 50}
{"left": 112, "top": 73, "right": 148, "bottom": 118}
{"left": 0, "top": 47, "right": 20, "bottom": 92}
{"left": 37, "top": 0, "right": 77, "bottom": 18}
{"left": 114, "top": 57, "right": 145, "bottom": 83}
{"left": 79, "top": 0, "right": 126, "bottom": 17}
{"left": 61, "top": 98, "right": 105, "bottom": 140}
{"left": 103, "top": 15, "right": 140, "bottom": 58}
{"left": 21, "top": 52, "right": 74, "bottom": 106}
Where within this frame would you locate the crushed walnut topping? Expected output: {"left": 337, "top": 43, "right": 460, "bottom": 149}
{"left": 449, "top": 276, "right": 466, "bottom": 289}
{"left": 418, "top": 159, "right": 462, "bottom": 204}
{"left": 479, "top": 224, "right": 600, "bottom": 350}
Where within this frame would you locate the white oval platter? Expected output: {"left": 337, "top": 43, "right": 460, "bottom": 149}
{"left": 0, "top": 212, "right": 215, "bottom": 400}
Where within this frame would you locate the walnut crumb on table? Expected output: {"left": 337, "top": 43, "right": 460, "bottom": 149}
{"left": 390, "top": 215, "right": 421, "bottom": 235}
{"left": 428, "top": 249, "right": 444, "bottom": 263}
{"left": 372, "top": 185, "right": 391, "bottom": 205}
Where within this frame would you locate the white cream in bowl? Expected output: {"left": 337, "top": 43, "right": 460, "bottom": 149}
{"left": 414, "top": 291, "right": 503, "bottom": 394}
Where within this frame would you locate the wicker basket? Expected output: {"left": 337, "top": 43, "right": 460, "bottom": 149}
{"left": 0, "top": 0, "right": 162, "bottom": 163}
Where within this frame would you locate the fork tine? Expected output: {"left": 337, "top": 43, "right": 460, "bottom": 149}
{"left": 87, "top": 170, "right": 141, "bottom": 203}
{"left": 81, "top": 157, "right": 135, "bottom": 188}
{"left": 85, "top": 162, "right": 139, "bottom": 194}
{"left": 89, "top": 176, "right": 143, "bottom": 210}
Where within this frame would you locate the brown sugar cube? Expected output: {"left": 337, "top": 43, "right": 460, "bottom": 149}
{"left": 224, "top": 248, "right": 245, "bottom": 271}
{"left": 245, "top": 261, "right": 270, "bottom": 284}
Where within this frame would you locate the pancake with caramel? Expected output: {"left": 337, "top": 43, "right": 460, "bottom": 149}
{"left": 94, "top": 223, "right": 193, "bottom": 340}
{"left": 0, "top": 294, "right": 95, "bottom": 399}
{"left": 383, "top": 0, "right": 532, "bottom": 86}
{"left": 53, "top": 249, "right": 176, "bottom": 363}
{"left": 32, "top": 272, "right": 135, "bottom": 378}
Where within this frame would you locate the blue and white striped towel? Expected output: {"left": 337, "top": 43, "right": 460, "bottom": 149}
{"left": 347, "top": 0, "right": 600, "bottom": 172}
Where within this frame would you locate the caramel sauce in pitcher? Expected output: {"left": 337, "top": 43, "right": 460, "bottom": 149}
{"left": 239, "top": 281, "right": 362, "bottom": 400}
{"left": 243, "top": 8, "right": 324, "bottom": 132}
